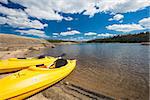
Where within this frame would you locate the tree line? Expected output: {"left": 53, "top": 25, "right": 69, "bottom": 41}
{"left": 86, "top": 32, "right": 149, "bottom": 43}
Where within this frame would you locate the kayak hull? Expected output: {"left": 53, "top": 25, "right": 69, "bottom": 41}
{"left": 0, "top": 67, "right": 28, "bottom": 74}
{"left": 0, "top": 59, "right": 76, "bottom": 99}
{"left": 10, "top": 82, "right": 55, "bottom": 100}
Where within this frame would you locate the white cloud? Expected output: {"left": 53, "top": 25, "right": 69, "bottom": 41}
{"left": 108, "top": 18, "right": 113, "bottom": 21}
{"left": 53, "top": 33, "right": 59, "bottom": 36}
{"left": 60, "top": 30, "right": 80, "bottom": 36}
{"left": 0, "top": 16, "right": 47, "bottom": 29}
{"left": 0, "top": 16, "right": 7, "bottom": 24}
{"left": 84, "top": 32, "right": 97, "bottom": 36}
{"left": 109, "top": 14, "right": 124, "bottom": 21}
{"left": 16, "top": 29, "right": 49, "bottom": 38}
{"left": 64, "top": 17, "right": 73, "bottom": 21}
{"left": 107, "top": 17, "right": 150, "bottom": 32}
{"left": 0, "top": 4, "right": 27, "bottom": 18}
{"left": 0, "top": 0, "right": 8, "bottom": 4}
{"left": 0, "top": 5, "right": 47, "bottom": 29}
{"left": 139, "top": 17, "right": 150, "bottom": 29}
{"left": 97, "top": 0, "right": 150, "bottom": 14}
{"left": 52, "top": 0, "right": 89, "bottom": 14}
{"left": 84, "top": 32, "right": 116, "bottom": 38}
{"left": 7, "top": 0, "right": 97, "bottom": 18}
{"left": 67, "top": 27, "right": 71, "bottom": 30}
{"left": 119, "top": 20, "right": 123, "bottom": 23}
{"left": 66, "top": 37, "right": 88, "bottom": 41}
{"left": 106, "top": 24, "right": 144, "bottom": 32}
{"left": 9, "top": 0, "right": 150, "bottom": 19}
{"left": 25, "top": 6, "right": 63, "bottom": 20}
{"left": 9, "top": 0, "right": 64, "bottom": 20}
{"left": 83, "top": 2, "right": 99, "bottom": 17}
{"left": 53, "top": 36, "right": 57, "bottom": 38}
{"left": 97, "top": 33, "right": 116, "bottom": 37}
{"left": 17, "top": 29, "right": 44, "bottom": 34}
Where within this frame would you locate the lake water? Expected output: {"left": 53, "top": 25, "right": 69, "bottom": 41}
{"left": 44, "top": 43, "right": 149, "bottom": 100}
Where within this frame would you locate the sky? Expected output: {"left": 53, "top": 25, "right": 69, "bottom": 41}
{"left": 0, "top": 0, "right": 150, "bottom": 41}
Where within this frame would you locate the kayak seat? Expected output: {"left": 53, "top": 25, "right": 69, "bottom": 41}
{"left": 55, "top": 59, "right": 68, "bottom": 68}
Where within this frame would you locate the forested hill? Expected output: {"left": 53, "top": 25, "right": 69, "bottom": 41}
{"left": 87, "top": 32, "right": 149, "bottom": 43}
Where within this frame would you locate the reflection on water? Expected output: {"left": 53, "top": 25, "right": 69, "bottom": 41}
{"left": 44, "top": 43, "right": 149, "bottom": 100}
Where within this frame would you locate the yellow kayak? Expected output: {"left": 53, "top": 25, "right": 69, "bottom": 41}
{"left": 0, "top": 58, "right": 76, "bottom": 99}
{"left": 0, "top": 56, "right": 56, "bottom": 73}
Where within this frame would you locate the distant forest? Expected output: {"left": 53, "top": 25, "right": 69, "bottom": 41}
{"left": 87, "top": 32, "right": 149, "bottom": 43}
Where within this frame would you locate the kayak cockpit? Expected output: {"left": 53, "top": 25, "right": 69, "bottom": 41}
{"left": 36, "top": 58, "right": 68, "bottom": 69}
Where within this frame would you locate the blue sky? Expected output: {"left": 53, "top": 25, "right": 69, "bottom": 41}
{"left": 0, "top": 0, "right": 149, "bottom": 41}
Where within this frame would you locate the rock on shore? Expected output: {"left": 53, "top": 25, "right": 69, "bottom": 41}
{"left": 0, "top": 33, "right": 54, "bottom": 51}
